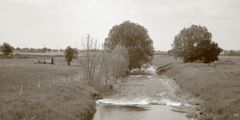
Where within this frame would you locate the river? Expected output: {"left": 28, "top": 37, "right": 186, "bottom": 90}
{"left": 93, "top": 67, "right": 193, "bottom": 120}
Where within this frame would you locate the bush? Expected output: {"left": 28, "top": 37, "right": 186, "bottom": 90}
{"left": 104, "top": 21, "right": 154, "bottom": 69}
{"left": 0, "top": 42, "right": 14, "bottom": 56}
{"left": 79, "top": 35, "right": 129, "bottom": 89}
{"left": 64, "top": 46, "right": 78, "bottom": 66}
{"left": 171, "top": 25, "right": 222, "bottom": 63}
{"left": 108, "top": 45, "right": 129, "bottom": 77}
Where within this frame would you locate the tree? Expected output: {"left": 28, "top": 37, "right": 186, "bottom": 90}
{"left": 79, "top": 35, "right": 129, "bottom": 88}
{"left": 108, "top": 45, "right": 129, "bottom": 78}
{"left": 42, "top": 47, "right": 48, "bottom": 53}
{"left": 64, "top": 46, "right": 77, "bottom": 66}
{"left": 16, "top": 47, "right": 22, "bottom": 51}
{"left": 0, "top": 42, "right": 14, "bottom": 56}
{"left": 171, "top": 25, "right": 222, "bottom": 63}
{"left": 79, "top": 35, "right": 100, "bottom": 86}
{"left": 96, "top": 45, "right": 129, "bottom": 87}
{"left": 104, "top": 20, "right": 154, "bottom": 69}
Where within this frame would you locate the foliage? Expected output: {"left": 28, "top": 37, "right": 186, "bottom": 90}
{"left": 223, "top": 50, "right": 240, "bottom": 56}
{"left": 79, "top": 35, "right": 129, "bottom": 89}
{"left": 16, "top": 47, "right": 52, "bottom": 53}
{"left": 171, "top": 25, "right": 222, "bottom": 63}
{"left": 42, "top": 47, "right": 48, "bottom": 53}
{"left": 64, "top": 46, "right": 78, "bottom": 66}
{"left": 0, "top": 42, "right": 14, "bottom": 56}
{"left": 105, "top": 45, "right": 129, "bottom": 79}
{"left": 104, "top": 20, "right": 154, "bottom": 69}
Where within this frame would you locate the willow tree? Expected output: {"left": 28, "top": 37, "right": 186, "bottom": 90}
{"left": 171, "top": 25, "right": 222, "bottom": 63}
{"left": 104, "top": 21, "right": 154, "bottom": 69}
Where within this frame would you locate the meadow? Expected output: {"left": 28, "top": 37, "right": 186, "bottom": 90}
{"left": 153, "top": 55, "right": 240, "bottom": 120}
{"left": 1, "top": 53, "right": 240, "bottom": 120}
{"left": 0, "top": 55, "right": 97, "bottom": 120}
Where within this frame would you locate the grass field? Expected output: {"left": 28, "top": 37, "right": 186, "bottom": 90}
{"left": 0, "top": 56, "right": 97, "bottom": 120}
{"left": 153, "top": 55, "right": 240, "bottom": 120}
{"left": 2, "top": 53, "right": 240, "bottom": 120}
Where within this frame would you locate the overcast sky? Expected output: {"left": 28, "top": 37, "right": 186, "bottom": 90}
{"left": 0, "top": 0, "right": 239, "bottom": 50}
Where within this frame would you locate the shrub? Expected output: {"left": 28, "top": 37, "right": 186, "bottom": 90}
{"left": 79, "top": 35, "right": 129, "bottom": 89}
{"left": 108, "top": 45, "right": 129, "bottom": 78}
{"left": 171, "top": 25, "right": 222, "bottom": 63}
{"left": 64, "top": 46, "right": 77, "bottom": 66}
{"left": 0, "top": 42, "right": 14, "bottom": 56}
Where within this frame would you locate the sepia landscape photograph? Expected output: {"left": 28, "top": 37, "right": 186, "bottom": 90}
{"left": 0, "top": 0, "right": 240, "bottom": 120}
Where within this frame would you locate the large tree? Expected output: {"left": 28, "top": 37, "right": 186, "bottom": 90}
{"left": 104, "top": 21, "right": 154, "bottom": 69}
{"left": 171, "top": 25, "right": 222, "bottom": 63}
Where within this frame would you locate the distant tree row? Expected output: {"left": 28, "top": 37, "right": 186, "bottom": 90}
{"left": 1, "top": 21, "right": 226, "bottom": 65}
{"left": 222, "top": 50, "right": 240, "bottom": 56}
{"left": 15, "top": 47, "right": 52, "bottom": 53}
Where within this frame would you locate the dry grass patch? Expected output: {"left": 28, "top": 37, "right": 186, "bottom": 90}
{"left": 0, "top": 57, "right": 97, "bottom": 120}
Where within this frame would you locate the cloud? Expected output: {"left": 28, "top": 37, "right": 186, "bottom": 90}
{"left": 0, "top": 0, "right": 239, "bottom": 50}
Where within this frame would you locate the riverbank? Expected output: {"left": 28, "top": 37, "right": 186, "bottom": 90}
{"left": 94, "top": 74, "right": 191, "bottom": 120}
{"left": 0, "top": 57, "right": 98, "bottom": 120}
{"left": 154, "top": 55, "right": 240, "bottom": 120}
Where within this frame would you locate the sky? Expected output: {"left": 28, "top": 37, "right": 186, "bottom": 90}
{"left": 0, "top": 0, "right": 239, "bottom": 51}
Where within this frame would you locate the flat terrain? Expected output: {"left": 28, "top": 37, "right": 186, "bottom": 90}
{"left": 153, "top": 55, "right": 240, "bottom": 120}
{"left": 0, "top": 56, "right": 97, "bottom": 120}
{"left": 1, "top": 54, "right": 240, "bottom": 120}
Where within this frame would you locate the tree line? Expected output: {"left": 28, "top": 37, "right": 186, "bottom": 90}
{"left": 1, "top": 21, "right": 229, "bottom": 66}
{"left": 0, "top": 20, "right": 231, "bottom": 90}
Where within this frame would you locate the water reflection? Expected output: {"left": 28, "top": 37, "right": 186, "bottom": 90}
{"left": 102, "top": 104, "right": 149, "bottom": 111}
{"left": 93, "top": 104, "right": 189, "bottom": 120}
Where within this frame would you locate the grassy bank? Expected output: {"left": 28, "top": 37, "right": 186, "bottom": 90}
{"left": 153, "top": 55, "right": 240, "bottom": 120}
{"left": 0, "top": 56, "right": 98, "bottom": 120}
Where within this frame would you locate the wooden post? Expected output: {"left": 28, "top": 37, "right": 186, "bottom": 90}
{"left": 20, "top": 85, "right": 23, "bottom": 95}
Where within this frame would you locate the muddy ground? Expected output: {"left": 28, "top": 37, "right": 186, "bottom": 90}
{"left": 154, "top": 55, "right": 240, "bottom": 120}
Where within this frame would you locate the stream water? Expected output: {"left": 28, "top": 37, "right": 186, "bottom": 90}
{"left": 93, "top": 67, "right": 192, "bottom": 120}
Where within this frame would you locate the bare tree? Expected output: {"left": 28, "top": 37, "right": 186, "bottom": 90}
{"left": 79, "top": 35, "right": 129, "bottom": 89}
{"left": 79, "top": 35, "right": 99, "bottom": 86}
